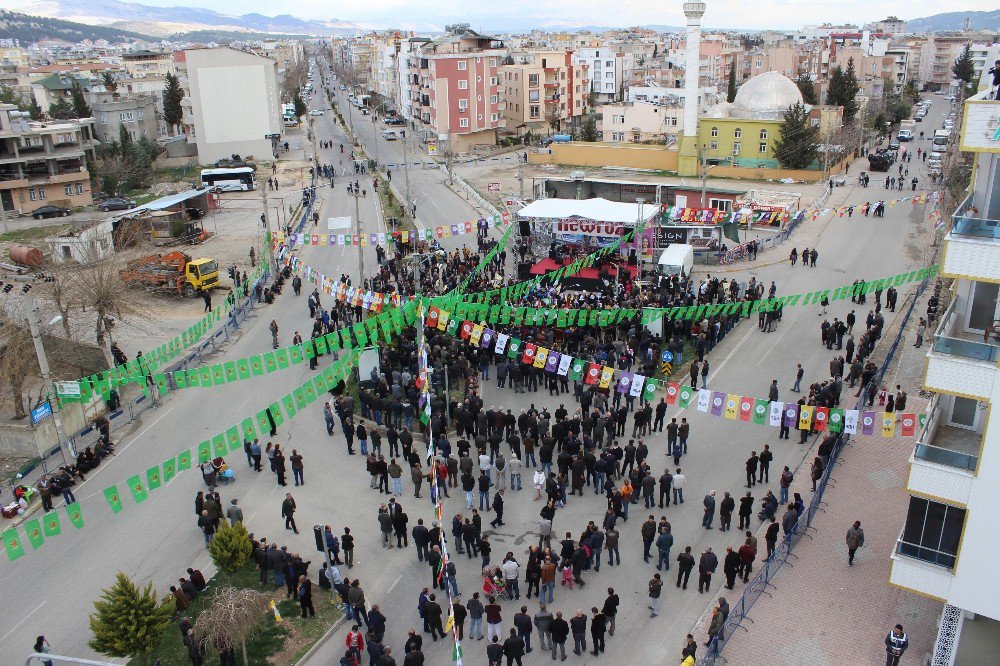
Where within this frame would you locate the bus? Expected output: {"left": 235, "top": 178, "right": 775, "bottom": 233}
{"left": 932, "top": 130, "right": 950, "bottom": 153}
{"left": 200, "top": 167, "right": 257, "bottom": 192}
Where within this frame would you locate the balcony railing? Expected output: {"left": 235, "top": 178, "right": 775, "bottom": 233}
{"left": 950, "top": 194, "right": 1000, "bottom": 241}
{"left": 895, "top": 536, "right": 957, "bottom": 569}
{"left": 932, "top": 297, "right": 1000, "bottom": 363}
{"left": 912, "top": 395, "right": 980, "bottom": 470}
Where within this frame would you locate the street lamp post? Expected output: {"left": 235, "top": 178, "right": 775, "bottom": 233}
{"left": 348, "top": 189, "right": 364, "bottom": 285}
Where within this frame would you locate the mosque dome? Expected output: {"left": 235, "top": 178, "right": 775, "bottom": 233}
{"left": 731, "top": 71, "right": 803, "bottom": 119}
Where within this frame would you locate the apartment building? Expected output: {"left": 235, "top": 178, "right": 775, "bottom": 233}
{"left": 407, "top": 26, "right": 505, "bottom": 152}
{"left": 183, "top": 47, "right": 282, "bottom": 164}
{"left": 121, "top": 50, "right": 174, "bottom": 79}
{"left": 572, "top": 47, "right": 624, "bottom": 102}
{"left": 0, "top": 103, "right": 97, "bottom": 214}
{"left": 919, "top": 35, "right": 971, "bottom": 90}
{"left": 30, "top": 72, "right": 96, "bottom": 112}
{"left": 501, "top": 50, "right": 588, "bottom": 135}
{"left": 91, "top": 93, "right": 160, "bottom": 143}
{"left": 888, "top": 60, "right": 1000, "bottom": 663}
{"left": 597, "top": 100, "right": 683, "bottom": 143}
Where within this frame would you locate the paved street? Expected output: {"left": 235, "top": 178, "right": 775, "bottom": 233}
{"left": 0, "top": 85, "right": 948, "bottom": 666}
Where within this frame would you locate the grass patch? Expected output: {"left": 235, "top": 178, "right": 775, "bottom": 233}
{"left": 155, "top": 165, "right": 198, "bottom": 184}
{"left": 136, "top": 563, "right": 340, "bottom": 666}
{"left": 0, "top": 222, "right": 71, "bottom": 244}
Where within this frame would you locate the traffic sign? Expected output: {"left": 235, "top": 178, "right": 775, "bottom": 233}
{"left": 661, "top": 362, "right": 673, "bottom": 375}
{"left": 661, "top": 351, "right": 674, "bottom": 363}
{"left": 31, "top": 401, "right": 53, "bottom": 425}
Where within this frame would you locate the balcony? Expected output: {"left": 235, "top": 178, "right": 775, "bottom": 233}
{"left": 907, "top": 394, "right": 978, "bottom": 504}
{"left": 889, "top": 543, "right": 955, "bottom": 601}
{"left": 925, "top": 297, "right": 999, "bottom": 398}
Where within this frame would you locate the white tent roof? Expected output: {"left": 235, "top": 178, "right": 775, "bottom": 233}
{"left": 518, "top": 197, "right": 657, "bottom": 224}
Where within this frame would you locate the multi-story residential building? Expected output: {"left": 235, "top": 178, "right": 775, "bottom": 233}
{"left": 121, "top": 50, "right": 174, "bottom": 79}
{"left": 501, "top": 50, "right": 588, "bottom": 135}
{"left": 253, "top": 41, "right": 304, "bottom": 73}
{"left": 920, "top": 35, "right": 971, "bottom": 91}
{"left": 30, "top": 72, "right": 98, "bottom": 113}
{"left": 0, "top": 103, "right": 97, "bottom": 214}
{"left": 888, "top": 57, "right": 1000, "bottom": 663}
{"left": 407, "top": 26, "right": 505, "bottom": 152}
{"left": 572, "top": 47, "right": 624, "bottom": 102}
{"left": 596, "top": 99, "right": 683, "bottom": 143}
{"left": 0, "top": 45, "right": 28, "bottom": 67}
{"left": 91, "top": 93, "right": 160, "bottom": 143}
{"left": 182, "top": 47, "right": 282, "bottom": 165}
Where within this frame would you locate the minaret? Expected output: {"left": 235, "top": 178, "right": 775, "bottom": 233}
{"left": 682, "top": 1, "right": 706, "bottom": 139}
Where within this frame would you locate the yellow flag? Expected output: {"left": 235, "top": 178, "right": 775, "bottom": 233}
{"left": 269, "top": 599, "right": 283, "bottom": 622}
{"left": 798, "top": 405, "right": 814, "bottom": 430}
{"left": 470, "top": 324, "right": 484, "bottom": 345}
{"left": 444, "top": 612, "right": 455, "bottom": 633}
{"left": 437, "top": 310, "right": 450, "bottom": 331}
{"left": 401, "top": 230, "right": 409, "bottom": 243}
{"left": 534, "top": 347, "right": 549, "bottom": 368}
{"left": 599, "top": 366, "right": 614, "bottom": 389}
{"left": 882, "top": 414, "right": 895, "bottom": 438}
{"left": 724, "top": 394, "right": 739, "bottom": 420}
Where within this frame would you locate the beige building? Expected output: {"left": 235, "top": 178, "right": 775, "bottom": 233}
{"left": 183, "top": 47, "right": 282, "bottom": 165}
{"left": 0, "top": 104, "right": 98, "bottom": 214}
{"left": 92, "top": 93, "right": 161, "bottom": 143}
{"left": 597, "top": 100, "right": 683, "bottom": 143}
{"left": 501, "top": 50, "right": 589, "bottom": 135}
{"left": 0, "top": 46, "right": 28, "bottom": 67}
{"left": 122, "top": 50, "right": 174, "bottom": 79}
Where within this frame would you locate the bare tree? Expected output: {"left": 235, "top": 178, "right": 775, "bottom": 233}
{"left": 0, "top": 311, "right": 41, "bottom": 420}
{"left": 195, "top": 587, "right": 272, "bottom": 666}
{"left": 74, "top": 252, "right": 151, "bottom": 366}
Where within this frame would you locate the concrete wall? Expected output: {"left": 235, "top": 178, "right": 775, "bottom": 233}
{"left": 0, "top": 397, "right": 101, "bottom": 458}
{"left": 530, "top": 142, "right": 679, "bottom": 171}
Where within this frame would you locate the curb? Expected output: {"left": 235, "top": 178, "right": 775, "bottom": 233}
{"left": 294, "top": 611, "right": 348, "bottom": 666}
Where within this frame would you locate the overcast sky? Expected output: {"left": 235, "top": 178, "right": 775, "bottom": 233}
{"left": 10, "top": 0, "right": 999, "bottom": 30}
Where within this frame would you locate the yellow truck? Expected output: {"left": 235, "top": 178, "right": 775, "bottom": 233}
{"left": 121, "top": 251, "right": 219, "bottom": 298}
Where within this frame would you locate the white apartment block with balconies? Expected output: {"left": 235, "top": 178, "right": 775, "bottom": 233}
{"left": 889, "top": 65, "right": 1000, "bottom": 664}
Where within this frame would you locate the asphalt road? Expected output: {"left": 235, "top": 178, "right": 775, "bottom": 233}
{"left": 0, "top": 96, "right": 947, "bottom": 665}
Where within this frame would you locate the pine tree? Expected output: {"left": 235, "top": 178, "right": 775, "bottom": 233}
{"left": 70, "top": 81, "right": 91, "bottom": 118}
{"left": 119, "top": 124, "right": 133, "bottom": 157}
{"left": 825, "top": 66, "right": 843, "bottom": 106}
{"left": 162, "top": 72, "right": 183, "bottom": 135}
{"left": 208, "top": 522, "right": 254, "bottom": 573}
{"left": 293, "top": 90, "right": 307, "bottom": 118}
{"left": 101, "top": 71, "right": 118, "bottom": 95}
{"left": 580, "top": 114, "right": 598, "bottom": 142}
{"left": 88, "top": 572, "right": 173, "bottom": 666}
{"left": 773, "top": 102, "right": 819, "bottom": 169}
{"left": 727, "top": 60, "right": 737, "bottom": 103}
{"left": 795, "top": 74, "right": 817, "bottom": 105}
{"left": 952, "top": 44, "right": 975, "bottom": 97}
{"left": 842, "top": 58, "right": 860, "bottom": 123}
{"left": 48, "top": 98, "right": 75, "bottom": 120}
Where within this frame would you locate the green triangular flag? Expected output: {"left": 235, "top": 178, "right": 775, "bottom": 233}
{"left": 224, "top": 361, "right": 238, "bottom": 382}
{"left": 226, "top": 426, "right": 241, "bottom": 452}
{"left": 315, "top": 335, "right": 329, "bottom": 354}
{"left": 293, "top": 387, "right": 307, "bottom": 410}
{"left": 303, "top": 340, "right": 316, "bottom": 360}
{"left": 178, "top": 449, "right": 193, "bottom": 470}
{"left": 23, "top": 519, "right": 44, "bottom": 549}
{"left": 257, "top": 409, "right": 272, "bottom": 434}
{"left": 641, "top": 377, "right": 658, "bottom": 402}
{"left": 126, "top": 475, "right": 148, "bottom": 504}
{"left": 211, "top": 434, "right": 227, "bottom": 458}
{"left": 162, "top": 457, "right": 177, "bottom": 483}
{"left": 199, "top": 366, "right": 213, "bottom": 385}
{"left": 281, "top": 394, "right": 297, "bottom": 419}
{"left": 303, "top": 382, "right": 318, "bottom": 405}
{"left": 212, "top": 364, "right": 226, "bottom": 385}
{"left": 753, "top": 399, "right": 769, "bottom": 425}
{"left": 677, "top": 385, "right": 694, "bottom": 408}
{"left": 66, "top": 502, "right": 84, "bottom": 528}
{"left": 237, "top": 358, "right": 252, "bottom": 379}
{"left": 2, "top": 528, "right": 25, "bottom": 560}
{"left": 250, "top": 355, "right": 265, "bottom": 376}
{"left": 263, "top": 352, "right": 278, "bottom": 373}
{"left": 290, "top": 345, "right": 304, "bottom": 364}
{"left": 103, "top": 485, "right": 123, "bottom": 513}
{"left": 43, "top": 511, "right": 61, "bottom": 537}
{"left": 569, "top": 358, "right": 585, "bottom": 381}
{"left": 313, "top": 374, "right": 328, "bottom": 395}
{"left": 275, "top": 348, "right": 290, "bottom": 369}
{"left": 829, "top": 408, "right": 845, "bottom": 433}
{"left": 198, "top": 440, "right": 212, "bottom": 463}
{"left": 146, "top": 465, "right": 162, "bottom": 490}
{"left": 352, "top": 323, "right": 368, "bottom": 347}
{"left": 268, "top": 402, "right": 285, "bottom": 427}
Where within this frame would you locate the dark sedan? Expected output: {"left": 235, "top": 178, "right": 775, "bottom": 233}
{"left": 31, "top": 205, "right": 71, "bottom": 219}
{"left": 99, "top": 197, "right": 136, "bottom": 212}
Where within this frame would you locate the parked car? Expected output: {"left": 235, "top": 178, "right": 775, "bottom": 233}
{"left": 888, "top": 139, "right": 900, "bottom": 150}
{"left": 31, "top": 205, "right": 71, "bottom": 219}
{"left": 99, "top": 197, "right": 136, "bottom": 212}
{"left": 381, "top": 130, "right": 398, "bottom": 141}
{"left": 308, "top": 109, "right": 324, "bottom": 116}
{"left": 384, "top": 116, "right": 405, "bottom": 126}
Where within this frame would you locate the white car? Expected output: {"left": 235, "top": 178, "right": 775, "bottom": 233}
{"left": 381, "top": 130, "right": 398, "bottom": 141}
{"left": 308, "top": 109, "right": 324, "bottom": 116}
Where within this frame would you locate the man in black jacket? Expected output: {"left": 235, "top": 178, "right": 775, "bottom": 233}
{"left": 589, "top": 607, "right": 607, "bottom": 655}
{"left": 676, "top": 546, "right": 695, "bottom": 590}
{"left": 738, "top": 492, "right": 754, "bottom": 530}
{"left": 503, "top": 627, "right": 526, "bottom": 665}
{"left": 698, "top": 547, "right": 718, "bottom": 593}
{"left": 486, "top": 635, "right": 504, "bottom": 666}
{"left": 602, "top": 588, "right": 620, "bottom": 636}
{"left": 549, "top": 611, "right": 569, "bottom": 661}
{"left": 569, "top": 610, "right": 588, "bottom": 656}
{"left": 411, "top": 519, "right": 429, "bottom": 561}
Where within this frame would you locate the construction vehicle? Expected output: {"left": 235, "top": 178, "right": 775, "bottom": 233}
{"left": 120, "top": 251, "right": 219, "bottom": 298}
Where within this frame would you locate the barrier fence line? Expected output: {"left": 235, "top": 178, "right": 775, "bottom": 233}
{"left": 698, "top": 269, "right": 934, "bottom": 665}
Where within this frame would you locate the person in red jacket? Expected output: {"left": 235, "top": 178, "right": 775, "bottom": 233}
{"left": 345, "top": 625, "right": 365, "bottom": 661}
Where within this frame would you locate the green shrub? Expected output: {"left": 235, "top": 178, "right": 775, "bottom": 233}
{"left": 208, "top": 522, "right": 253, "bottom": 573}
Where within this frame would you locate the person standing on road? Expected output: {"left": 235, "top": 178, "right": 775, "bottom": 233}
{"left": 282, "top": 493, "right": 298, "bottom": 533}
{"left": 534, "top": 603, "right": 553, "bottom": 651}
{"left": 549, "top": 611, "right": 569, "bottom": 661}
{"left": 648, "top": 573, "right": 663, "bottom": 617}
{"left": 290, "top": 449, "right": 304, "bottom": 486}
{"left": 846, "top": 520, "right": 865, "bottom": 566}
{"left": 590, "top": 607, "right": 607, "bottom": 655}
{"left": 698, "top": 547, "right": 718, "bottom": 594}
{"left": 226, "top": 499, "right": 243, "bottom": 525}
{"left": 270, "top": 319, "right": 279, "bottom": 349}
{"left": 569, "top": 610, "right": 588, "bottom": 656}
{"left": 758, "top": 445, "right": 772, "bottom": 484}
{"left": 702, "top": 491, "right": 716, "bottom": 529}
{"left": 468, "top": 592, "right": 485, "bottom": 640}
{"left": 672, "top": 468, "right": 685, "bottom": 504}
{"left": 884, "top": 624, "right": 908, "bottom": 666}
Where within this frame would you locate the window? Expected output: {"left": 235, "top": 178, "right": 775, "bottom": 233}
{"left": 759, "top": 142, "right": 768, "bottom": 153}
{"left": 529, "top": 105, "right": 540, "bottom": 118}
{"left": 119, "top": 111, "right": 134, "bottom": 122}
{"left": 490, "top": 95, "right": 498, "bottom": 104}
{"left": 613, "top": 114, "right": 625, "bottom": 124}
{"left": 710, "top": 127, "right": 718, "bottom": 137}
{"left": 64, "top": 184, "right": 73, "bottom": 195}
{"left": 490, "top": 77, "right": 498, "bottom": 86}
{"left": 612, "top": 132, "right": 625, "bottom": 141}
{"left": 76, "top": 183, "right": 84, "bottom": 194}
{"left": 458, "top": 99, "right": 468, "bottom": 111}
{"left": 458, "top": 80, "right": 468, "bottom": 90}
{"left": 759, "top": 129, "right": 768, "bottom": 140}
{"left": 489, "top": 58, "right": 497, "bottom": 67}
{"left": 708, "top": 198, "right": 732, "bottom": 212}
{"left": 709, "top": 140, "right": 718, "bottom": 150}
{"left": 529, "top": 90, "right": 539, "bottom": 102}
{"left": 605, "top": 72, "right": 613, "bottom": 79}
{"left": 899, "top": 497, "right": 965, "bottom": 568}
{"left": 491, "top": 113, "right": 499, "bottom": 122}
{"left": 459, "top": 117, "right": 469, "bottom": 128}
{"left": 734, "top": 128, "right": 742, "bottom": 139}
{"left": 29, "top": 187, "right": 37, "bottom": 201}
{"left": 457, "top": 61, "right": 467, "bottom": 70}
{"left": 528, "top": 74, "right": 539, "bottom": 87}
{"left": 732, "top": 142, "right": 741, "bottom": 155}
{"left": 137, "top": 109, "right": 144, "bottom": 120}
{"left": 605, "top": 60, "right": 613, "bottom": 67}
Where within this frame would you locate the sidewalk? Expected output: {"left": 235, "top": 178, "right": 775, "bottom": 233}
{"left": 695, "top": 287, "right": 943, "bottom": 664}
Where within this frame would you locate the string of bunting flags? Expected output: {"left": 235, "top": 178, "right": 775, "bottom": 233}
{"left": 1, "top": 351, "right": 364, "bottom": 561}
{"left": 285, "top": 213, "right": 511, "bottom": 247}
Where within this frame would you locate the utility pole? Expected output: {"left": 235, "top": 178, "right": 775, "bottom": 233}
{"left": 259, "top": 181, "right": 278, "bottom": 273}
{"left": 18, "top": 281, "right": 74, "bottom": 466}
{"left": 350, "top": 189, "right": 364, "bottom": 284}
{"left": 0, "top": 194, "right": 8, "bottom": 233}
{"left": 699, "top": 144, "right": 708, "bottom": 207}
{"left": 308, "top": 116, "right": 319, "bottom": 177}
{"left": 402, "top": 129, "right": 413, "bottom": 223}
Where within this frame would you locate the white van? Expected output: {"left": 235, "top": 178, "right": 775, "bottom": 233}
{"left": 657, "top": 243, "right": 694, "bottom": 277}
